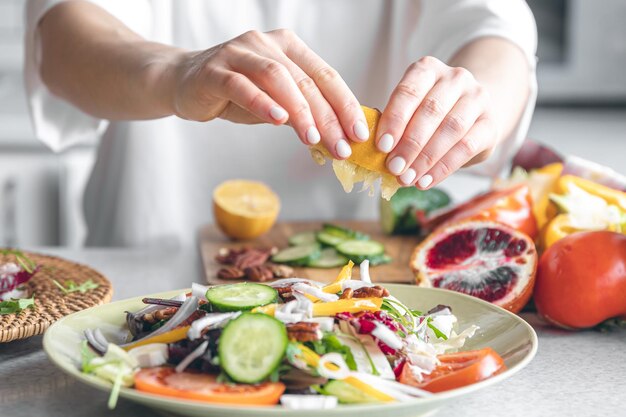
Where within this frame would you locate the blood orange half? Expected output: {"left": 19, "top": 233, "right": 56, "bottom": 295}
{"left": 410, "top": 220, "right": 537, "bottom": 313}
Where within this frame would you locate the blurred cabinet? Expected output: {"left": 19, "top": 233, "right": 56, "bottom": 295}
{"left": 0, "top": 147, "right": 95, "bottom": 248}
{"left": 0, "top": 151, "right": 60, "bottom": 247}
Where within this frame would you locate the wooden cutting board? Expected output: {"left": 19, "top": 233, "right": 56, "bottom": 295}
{"left": 199, "top": 221, "right": 421, "bottom": 285}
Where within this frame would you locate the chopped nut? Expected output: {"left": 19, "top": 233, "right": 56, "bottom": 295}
{"left": 217, "top": 266, "right": 245, "bottom": 280}
{"left": 244, "top": 265, "right": 274, "bottom": 282}
{"left": 267, "top": 263, "right": 295, "bottom": 279}
{"left": 286, "top": 322, "right": 322, "bottom": 342}
{"left": 276, "top": 286, "right": 294, "bottom": 302}
{"left": 142, "top": 307, "right": 177, "bottom": 324}
{"left": 352, "top": 285, "right": 389, "bottom": 298}
{"left": 339, "top": 287, "right": 353, "bottom": 299}
{"left": 154, "top": 307, "right": 177, "bottom": 321}
{"left": 275, "top": 281, "right": 313, "bottom": 301}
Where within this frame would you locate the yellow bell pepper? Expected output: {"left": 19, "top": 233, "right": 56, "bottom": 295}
{"left": 543, "top": 214, "right": 581, "bottom": 249}
{"left": 532, "top": 163, "right": 563, "bottom": 229}
{"left": 294, "top": 343, "right": 394, "bottom": 402}
{"left": 542, "top": 175, "right": 626, "bottom": 249}
{"left": 322, "top": 260, "right": 354, "bottom": 294}
{"left": 122, "top": 325, "right": 190, "bottom": 351}
{"left": 253, "top": 297, "right": 383, "bottom": 317}
{"left": 555, "top": 175, "right": 626, "bottom": 211}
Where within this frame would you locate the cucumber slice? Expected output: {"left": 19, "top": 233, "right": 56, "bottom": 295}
{"left": 368, "top": 253, "right": 392, "bottom": 266}
{"left": 272, "top": 243, "right": 321, "bottom": 265}
{"left": 336, "top": 239, "right": 385, "bottom": 264}
{"left": 288, "top": 231, "right": 318, "bottom": 246}
{"left": 218, "top": 313, "right": 287, "bottom": 383}
{"left": 322, "top": 223, "right": 369, "bottom": 240}
{"left": 308, "top": 248, "right": 349, "bottom": 268}
{"left": 320, "top": 380, "right": 380, "bottom": 404}
{"left": 206, "top": 283, "right": 278, "bottom": 312}
{"left": 316, "top": 231, "right": 347, "bottom": 247}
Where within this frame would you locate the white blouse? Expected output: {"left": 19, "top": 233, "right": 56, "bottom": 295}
{"left": 24, "top": 0, "right": 537, "bottom": 248}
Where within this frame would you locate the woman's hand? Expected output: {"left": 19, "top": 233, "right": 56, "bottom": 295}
{"left": 172, "top": 29, "right": 369, "bottom": 159}
{"left": 376, "top": 56, "right": 499, "bottom": 189}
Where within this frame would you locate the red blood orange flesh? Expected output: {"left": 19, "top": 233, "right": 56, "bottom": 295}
{"left": 411, "top": 220, "right": 537, "bottom": 313}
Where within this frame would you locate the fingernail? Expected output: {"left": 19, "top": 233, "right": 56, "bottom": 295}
{"left": 270, "top": 106, "right": 288, "bottom": 121}
{"left": 418, "top": 174, "right": 433, "bottom": 188}
{"left": 399, "top": 168, "right": 416, "bottom": 185}
{"left": 336, "top": 139, "right": 352, "bottom": 158}
{"left": 354, "top": 121, "right": 369, "bottom": 141}
{"left": 387, "top": 156, "right": 406, "bottom": 175}
{"left": 378, "top": 133, "right": 394, "bottom": 153}
{"left": 306, "top": 126, "right": 321, "bottom": 144}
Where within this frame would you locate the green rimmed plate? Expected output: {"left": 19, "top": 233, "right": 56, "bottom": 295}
{"left": 43, "top": 284, "right": 537, "bottom": 417}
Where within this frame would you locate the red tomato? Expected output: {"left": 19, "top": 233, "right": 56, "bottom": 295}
{"left": 534, "top": 231, "right": 626, "bottom": 329}
{"left": 420, "top": 184, "right": 538, "bottom": 239}
{"left": 398, "top": 348, "right": 505, "bottom": 393}
{"left": 134, "top": 367, "right": 285, "bottom": 405}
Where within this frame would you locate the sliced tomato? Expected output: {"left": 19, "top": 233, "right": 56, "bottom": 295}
{"left": 399, "top": 348, "right": 505, "bottom": 393}
{"left": 134, "top": 367, "right": 285, "bottom": 405}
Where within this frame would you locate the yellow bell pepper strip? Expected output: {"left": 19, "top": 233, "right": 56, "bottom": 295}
{"left": 294, "top": 343, "right": 394, "bottom": 402}
{"left": 543, "top": 214, "right": 581, "bottom": 249}
{"left": 302, "top": 261, "right": 354, "bottom": 303}
{"left": 322, "top": 260, "right": 354, "bottom": 294}
{"left": 532, "top": 163, "right": 563, "bottom": 229}
{"left": 556, "top": 175, "right": 626, "bottom": 211}
{"left": 122, "top": 325, "right": 190, "bottom": 351}
{"left": 253, "top": 297, "right": 383, "bottom": 317}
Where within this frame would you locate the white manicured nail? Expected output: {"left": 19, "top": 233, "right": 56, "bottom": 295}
{"left": 306, "top": 126, "right": 321, "bottom": 144}
{"left": 387, "top": 156, "right": 406, "bottom": 175}
{"left": 418, "top": 174, "right": 433, "bottom": 188}
{"left": 378, "top": 133, "right": 394, "bottom": 153}
{"left": 400, "top": 168, "right": 417, "bottom": 185}
{"left": 270, "top": 106, "right": 288, "bottom": 121}
{"left": 354, "top": 121, "right": 369, "bottom": 141}
{"left": 336, "top": 139, "right": 352, "bottom": 158}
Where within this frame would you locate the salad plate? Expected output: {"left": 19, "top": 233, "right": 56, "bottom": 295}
{"left": 43, "top": 280, "right": 536, "bottom": 417}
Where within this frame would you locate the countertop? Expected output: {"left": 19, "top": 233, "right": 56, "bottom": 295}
{"left": 1, "top": 246, "right": 624, "bottom": 417}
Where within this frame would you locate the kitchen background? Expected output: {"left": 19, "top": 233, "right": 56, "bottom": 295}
{"left": 0, "top": 0, "right": 624, "bottom": 248}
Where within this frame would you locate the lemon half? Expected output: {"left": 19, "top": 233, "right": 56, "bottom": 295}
{"left": 213, "top": 180, "right": 280, "bottom": 240}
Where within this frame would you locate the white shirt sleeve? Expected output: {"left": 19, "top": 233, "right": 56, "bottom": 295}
{"left": 414, "top": 0, "right": 538, "bottom": 177}
{"left": 24, "top": 0, "right": 152, "bottom": 152}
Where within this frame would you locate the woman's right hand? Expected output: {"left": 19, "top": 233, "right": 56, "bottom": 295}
{"left": 171, "top": 29, "right": 369, "bottom": 159}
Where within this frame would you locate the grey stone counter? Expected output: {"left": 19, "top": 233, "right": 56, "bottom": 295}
{"left": 1, "top": 247, "right": 624, "bottom": 417}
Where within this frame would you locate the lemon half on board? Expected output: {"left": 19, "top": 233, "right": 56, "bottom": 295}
{"left": 213, "top": 180, "right": 280, "bottom": 240}
{"left": 310, "top": 106, "right": 401, "bottom": 201}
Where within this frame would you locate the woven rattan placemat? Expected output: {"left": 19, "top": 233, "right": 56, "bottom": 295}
{"left": 0, "top": 251, "right": 113, "bottom": 343}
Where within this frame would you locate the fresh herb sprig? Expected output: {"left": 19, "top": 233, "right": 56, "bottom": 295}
{"left": 0, "top": 249, "right": 37, "bottom": 274}
{"left": 52, "top": 278, "right": 99, "bottom": 295}
{"left": 0, "top": 297, "right": 35, "bottom": 315}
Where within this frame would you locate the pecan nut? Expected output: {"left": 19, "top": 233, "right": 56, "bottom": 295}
{"left": 267, "top": 263, "right": 295, "bottom": 279}
{"left": 142, "top": 307, "right": 177, "bottom": 324}
{"left": 276, "top": 281, "right": 313, "bottom": 301}
{"left": 339, "top": 287, "right": 354, "bottom": 299}
{"left": 215, "top": 247, "right": 247, "bottom": 265}
{"left": 352, "top": 285, "right": 390, "bottom": 298}
{"left": 286, "top": 322, "right": 322, "bottom": 342}
{"left": 244, "top": 265, "right": 274, "bottom": 282}
{"left": 217, "top": 266, "right": 245, "bottom": 280}
{"left": 233, "top": 249, "right": 271, "bottom": 270}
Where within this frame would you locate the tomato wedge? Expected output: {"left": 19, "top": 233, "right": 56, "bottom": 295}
{"left": 399, "top": 348, "right": 505, "bottom": 393}
{"left": 134, "top": 367, "right": 285, "bottom": 405}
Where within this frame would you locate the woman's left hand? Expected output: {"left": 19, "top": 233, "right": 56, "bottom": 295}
{"left": 376, "top": 56, "right": 500, "bottom": 189}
